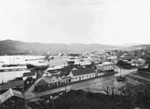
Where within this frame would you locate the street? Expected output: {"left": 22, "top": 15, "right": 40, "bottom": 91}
{"left": 24, "top": 67, "right": 137, "bottom": 100}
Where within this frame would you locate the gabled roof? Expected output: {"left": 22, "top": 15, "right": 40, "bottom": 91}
{"left": 72, "top": 68, "right": 95, "bottom": 76}
{"left": 43, "top": 74, "right": 61, "bottom": 83}
{"left": 52, "top": 73, "right": 61, "bottom": 78}
{"left": 36, "top": 78, "right": 48, "bottom": 86}
{"left": 0, "top": 88, "right": 24, "bottom": 104}
{"left": 138, "top": 58, "right": 145, "bottom": 62}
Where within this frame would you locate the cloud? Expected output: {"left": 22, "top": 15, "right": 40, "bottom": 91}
{"left": 0, "top": 0, "right": 150, "bottom": 45}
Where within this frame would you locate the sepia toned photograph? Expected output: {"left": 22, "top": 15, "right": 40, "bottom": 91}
{"left": 0, "top": 0, "right": 150, "bottom": 109}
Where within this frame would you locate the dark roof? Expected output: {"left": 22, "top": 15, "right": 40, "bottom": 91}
{"left": 23, "top": 72, "right": 35, "bottom": 77}
{"left": 72, "top": 68, "right": 95, "bottom": 76}
{"left": 36, "top": 78, "right": 48, "bottom": 86}
{"left": 0, "top": 80, "right": 24, "bottom": 91}
{"left": 119, "top": 55, "right": 136, "bottom": 60}
{"left": 0, "top": 88, "right": 24, "bottom": 104}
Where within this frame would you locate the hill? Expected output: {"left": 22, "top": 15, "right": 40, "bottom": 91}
{"left": 27, "top": 89, "right": 150, "bottom": 109}
{"left": 0, "top": 40, "right": 117, "bottom": 55}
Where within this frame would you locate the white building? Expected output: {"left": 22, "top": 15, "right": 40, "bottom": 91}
{"left": 96, "top": 61, "right": 117, "bottom": 74}
{"left": 68, "top": 68, "right": 95, "bottom": 82}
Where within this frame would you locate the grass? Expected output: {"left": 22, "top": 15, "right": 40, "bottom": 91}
{"left": 27, "top": 89, "right": 150, "bottom": 109}
{"left": 126, "top": 74, "right": 150, "bottom": 87}
{"left": 135, "top": 72, "right": 150, "bottom": 80}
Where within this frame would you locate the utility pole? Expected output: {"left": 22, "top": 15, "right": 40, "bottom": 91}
{"left": 120, "top": 67, "right": 121, "bottom": 76}
{"left": 64, "top": 78, "right": 67, "bottom": 93}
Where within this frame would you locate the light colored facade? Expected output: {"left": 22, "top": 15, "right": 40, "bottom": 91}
{"left": 96, "top": 61, "right": 116, "bottom": 75}
{"left": 69, "top": 72, "right": 95, "bottom": 82}
{"left": 97, "top": 62, "right": 115, "bottom": 71}
{"left": 23, "top": 72, "right": 37, "bottom": 81}
{"left": 97, "top": 72, "right": 105, "bottom": 76}
{"left": 68, "top": 68, "right": 96, "bottom": 82}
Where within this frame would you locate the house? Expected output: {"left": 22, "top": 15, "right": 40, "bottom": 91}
{"left": 136, "top": 58, "right": 146, "bottom": 66}
{"left": 44, "top": 74, "right": 62, "bottom": 87}
{"left": 0, "top": 88, "right": 25, "bottom": 109}
{"left": 68, "top": 68, "right": 96, "bottom": 82}
{"left": 107, "top": 56, "right": 118, "bottom": 61}
{"left": 97, "top": 61, "right": 116, "bottom": 75}
{"left": 119, "top": 55, "right": 136, "bottom": 63}
{"left": 35, "top": 73, "right": 71, "bottom": 92}
{"left": 34, "top": 78, "right": 49, "bottom": 92}
{"left": 45, "top": 65, "right": 64, "bottom": 74}
{"left": 67, "top": 58, "right": 92, "bottom": 69}
{"left": 49, "top": 58, "right": 68, "bottom": 67}
{"left": 23, "top": 72, "right": 36, "bottom": 81}
{"left": 101, "top": 62, "right": 115, "bottom": 71}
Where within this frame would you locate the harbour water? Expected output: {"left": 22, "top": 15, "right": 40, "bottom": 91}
{"left": 0, "top": 55, "right": 45, "bottom": 83}
{"left": 0, "top": 70, "right": 30, "bottom": 83}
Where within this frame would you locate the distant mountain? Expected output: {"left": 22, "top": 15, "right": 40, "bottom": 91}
{"left": 128, "top": 44, "right": 150, "bottom": 50}
{"left": 0, "top": 40, "right": 117, "bottom": 55}
{"left": 120, "top": 43, "right": 140, "bottom": 47}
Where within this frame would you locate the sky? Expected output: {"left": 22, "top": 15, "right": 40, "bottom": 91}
{"left": 0, "top": 0, "right": 150, "bottom": 45}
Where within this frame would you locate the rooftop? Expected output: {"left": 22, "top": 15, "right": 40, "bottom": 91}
{"left": 47, "top": 65, "right": 64, "bottom": 71}
{"left": 0, "top": 88, "right": 24, "bottom": 104}
{"left": 0, "top": 65, "right": 27, "bottom": 70}
{"left": 72, "top": 68, "right": 95, "bottom": 76}
{"left": 0, "top": 80, "right": 24, "bottom": 91}
{"left": 36, "top": 78, "right": 48, "bottom": 86}
{"left": 23, "top": 72, "right": 35, "bottom": 77}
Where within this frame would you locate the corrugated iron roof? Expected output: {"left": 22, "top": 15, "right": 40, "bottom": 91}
{"left": 0, "top": 88, "right": 24, "bottom": 104}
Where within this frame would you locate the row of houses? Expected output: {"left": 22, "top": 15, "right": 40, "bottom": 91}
{"left": 34, "top": 62, "right": 117, "bottom": 92}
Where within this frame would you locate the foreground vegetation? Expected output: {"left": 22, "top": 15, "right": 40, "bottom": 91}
{"left": 27, "top": 85, "right": 150, "bottom": 109}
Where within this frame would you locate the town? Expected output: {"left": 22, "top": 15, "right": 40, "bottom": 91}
{"left": 0, "top": 47, "right": 150, "bottom": 109}
{"left": 1, "top": 0, "right": 150, "bottom": 109}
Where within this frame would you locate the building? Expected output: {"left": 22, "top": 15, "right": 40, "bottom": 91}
{"left": 0, "top": 88, "right": 25, "bottom": 109}
{"left": 23, "top": 72, "right": 37, "bottom": 81}
{"left": 0, "top": 65, "right": 30, "bottom": 83}
{"left": 0, "top": 80, "right": 24, "bottom": 92}
{"left": 34, "top": 73, "right": 71, "bottom": 92}
{"left": 48, "top": 57, "right": 68, "bottom": 67}
{"left": 34, "top": 78, "right": 49, "bottom": 92}
{"left": 68, "top": 68, "right": 96, "bottom": 82}
{"left": 97, "top": 61, "right": 116, "bottom": 75}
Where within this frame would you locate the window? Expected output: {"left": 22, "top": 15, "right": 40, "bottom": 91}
{"left": 5, "top": 69, "right": 9, "bottom": 72}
